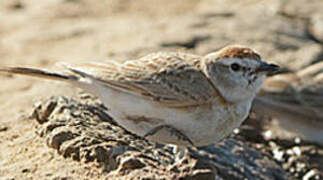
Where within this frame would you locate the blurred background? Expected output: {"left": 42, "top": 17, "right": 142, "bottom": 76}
{"left": 0, "top": 0, "right": 322, "bottom": 179}
{"left": 0, "top": 0, "right": 322, "bottom": 121}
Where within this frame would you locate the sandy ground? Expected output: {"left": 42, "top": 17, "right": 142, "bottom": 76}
{"left": 0, "top": 1, "right": 205, "bottom": 179}
{"left": 0, "top": 0, "right": 322, "bottom": 179}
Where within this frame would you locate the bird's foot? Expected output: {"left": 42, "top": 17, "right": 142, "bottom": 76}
{"left": 144, "top": 124, "right": 194, "bottom": 146}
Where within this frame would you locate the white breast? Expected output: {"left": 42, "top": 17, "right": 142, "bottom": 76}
{"left": 80, "top": 81, "right": 252, "bottom": 147}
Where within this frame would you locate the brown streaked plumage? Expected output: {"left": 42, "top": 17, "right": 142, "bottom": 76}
{"left": 0, "top": 45, "right": 279, "bottom": 147}
{"left": 215, "top": 45, "right": 261, "bottom": 61}
{"left": 65, "top": 51, "right": 223, "bottom": 108}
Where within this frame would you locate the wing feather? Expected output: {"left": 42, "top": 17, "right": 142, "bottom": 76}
{"left": 65, "top": 52, "right": 218, "bottom": 107}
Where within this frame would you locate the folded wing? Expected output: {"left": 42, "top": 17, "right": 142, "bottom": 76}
{"left": 65, "top": 52, "right": 218, "bottom": 107}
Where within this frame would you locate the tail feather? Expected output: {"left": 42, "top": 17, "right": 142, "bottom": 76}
{"left": 0, "top": 67, "right": 78, "bottom": 81}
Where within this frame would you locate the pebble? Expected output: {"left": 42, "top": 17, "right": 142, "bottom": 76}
{"left": 309, "top": 14, "right": 323, "bottom": 42}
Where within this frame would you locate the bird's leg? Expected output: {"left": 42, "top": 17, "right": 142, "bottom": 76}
{"left": 171, "top": 144, "right": 189, "bottom": 162}
{"left": 144, "top": 124, "right": 193, "bottom": 162}
{"left": 143, "top": 124, "right": 194, "bottom": 146}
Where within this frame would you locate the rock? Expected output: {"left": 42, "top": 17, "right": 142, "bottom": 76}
{"left": 309, "top": 14, "right": 323, "bottom": 43}
{"left": 184, "top": 169, "right": 215, "bottom": 180}
{"left": 0, "top": 124, "right": 8, "bottom": 132}
{"left": 31, "top": 95, "right": 290, "bottom": 179}
{"left": 119, "top": 157, "right": 145, "bottom": 171}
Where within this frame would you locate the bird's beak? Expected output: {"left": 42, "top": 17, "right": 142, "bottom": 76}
{"left": 256, "top": 62, "right": 280, "bottom": 74}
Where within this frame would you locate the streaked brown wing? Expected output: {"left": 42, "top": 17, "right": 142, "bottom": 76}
{"left": 66, "top": 52, "right": 218, "bottom": 107}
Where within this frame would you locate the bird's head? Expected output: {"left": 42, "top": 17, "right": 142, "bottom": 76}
{"left": 203, "top": 45, "right": 279, "bottom": 103}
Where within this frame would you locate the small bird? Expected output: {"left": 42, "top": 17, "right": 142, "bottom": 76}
{"left": 0, "top": 45, "right": 279, "bottom": 147}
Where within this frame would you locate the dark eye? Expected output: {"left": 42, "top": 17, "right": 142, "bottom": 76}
{"left": 230, "top": 63, "right": 240, "bottom": 71}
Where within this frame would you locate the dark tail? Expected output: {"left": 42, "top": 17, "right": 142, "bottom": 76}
{"left": 0, "top": 67, "right": 78, "bottom": 81}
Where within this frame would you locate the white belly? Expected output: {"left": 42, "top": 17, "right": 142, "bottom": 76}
{"left": 83, "top": 82, "right": 252, "bottom": 147}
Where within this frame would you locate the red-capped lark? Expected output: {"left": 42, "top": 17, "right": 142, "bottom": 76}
{"left": 0, "top": 45, "right": 279, "bottom": 153}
